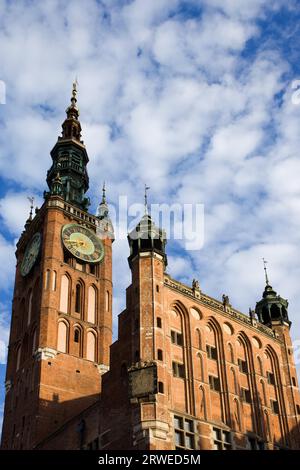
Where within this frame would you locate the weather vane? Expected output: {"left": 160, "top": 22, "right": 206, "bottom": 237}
{"left": 144, "top": 184, "right": 150, "bottom": 214}
{"left": 262, "top": 258, "right": 269, "bottom": 285}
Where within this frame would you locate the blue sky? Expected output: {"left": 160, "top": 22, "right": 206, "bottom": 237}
{"left": 1, "top": 0, "right": 300, "bottom": 433}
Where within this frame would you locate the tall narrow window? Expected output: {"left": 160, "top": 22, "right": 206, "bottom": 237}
{"left": 52, "top": 271, "right": 57, "bottom": 291}
{"left": 27, "top": 291, "right": 33, "bottom": 326}
{"left": 57, "top": 321, "right": 68, "bottom": 353}
{"left": 87, "top": 286, "right": 96, "bottom": 323}
{"left": 86, "top": 331, "right": 96, "bottom": 362}
{"left": 75, "top": 284, "right": 82, "bottom": 313}
{"left": 196, "top": 329, "right": 202, "bottom": 350}
{"left": 45, "top": 269, "right": 51, "bottom": 290}
{"left": 74, "top": 327, "right": 82, "bottom": 357}
{"left": 106, "top": 290, "right": 110, "bottom": 312}
{"left": 60, "top": 275, "right": 69, "bottom": 313}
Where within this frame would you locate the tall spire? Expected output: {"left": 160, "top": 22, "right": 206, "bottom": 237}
{"left": 46, "top": 82, "right": 90, "bottom": 210}
{"left": 263, "top": 258, "right": 269, "bottom": 286}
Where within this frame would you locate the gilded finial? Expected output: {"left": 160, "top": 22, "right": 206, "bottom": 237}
{"left": 144, "top": 184, "right": 150, "bottom": 215}
{"left": 263, "top": 258, "right": 269, "bottom": 286}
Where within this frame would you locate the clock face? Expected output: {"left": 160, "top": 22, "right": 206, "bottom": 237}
{"left": 20, "top": 232, "right": 41, "bottom": 277}
{"left": 62, "top": 224, "right": 104, "bottom": 263}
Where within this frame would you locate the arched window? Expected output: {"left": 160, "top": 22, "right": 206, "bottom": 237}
{"left": 257, "top": 356, "right": 263, "bottom": 376}
{"left": 197, "top": 353, "right": 204, "bottom": 381}
{"left": 73, "top": 326, "right": 82, "bottom": 357}
{"left": 231, "top": 367, "right": 238, "bottom": 395}
{"left": 57, "top": 321, "right": 68, "bottom": 353}
{"left": 52, "top": 271, "right": 57, "bottom": 291}
{"left": 87, "top": 286, "right": 96, "bottom": 323}
{"left": 86, "top": 331, "right": 96, "bottom": 362}
{"left": 196, "top": 328, "right": 202, "bottom": 350}
{"left": 75, "top": 284, "right": 82, "bottom": 313}
{"left": 16, "top": 345, "right": 21, "bottom": 371}
{"left": 260, "top": 379, "right": 267, "bottom": 406}
{"left": 228, "top": 343, "right": 234, "bottom": 363}
{"left": 45, "top": 269, "right": 51, "bottom": 290}
{"left": 60, "top": 275, "right": 70, "bottom": 314}
{"left": 27, "top": 291, "right": 33, "bottom": 326}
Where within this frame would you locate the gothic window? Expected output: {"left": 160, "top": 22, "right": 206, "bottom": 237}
{"left": 87, "top": 285, "right": 96, "bottom": 323}
{"left": 86, "top": 331, "right": 96, "bottom": 362}
{"left": 257, "top": 356, "right": 263, "bottom": 376}
{"left": 57, "top": 321, "right": 68, "bottom": 353}
{"left": 52, "top": 271, "right": 57, "bottom": 291}
{"left": 260, "top": 380, "right": 267, "bottom": 406}
{"left": 157, "top": 317, "right": 162, "bottom": 328}
{"left": 228, "top": 343, "right": 234, "bottom": 363}
{"left": 45, "top": 269, "right": 51, "bottom": 290}
{"left": 197, "top": 353, "right": 204, "bottom": 381}
{"left": 231, "top": 367, "right": 238, "bottom": 395}
{"left": 75, "top": 284, "right": 82, "bottom": 313}
{"left": 74, "top": 327, "right": 82, "bottom": 357}
{"left": 60, "top": 274, "right": 70, "bottom": 314}
{"left": 196, "top": 328, "right": 202, "bottom": 350}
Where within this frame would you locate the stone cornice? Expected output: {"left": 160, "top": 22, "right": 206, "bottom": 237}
{"left": 164, "top": 275, "right": 279, "bottom": 341}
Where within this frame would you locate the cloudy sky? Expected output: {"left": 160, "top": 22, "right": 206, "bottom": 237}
{"left": 1, "top": 0, "right": 300, "bottom": 431}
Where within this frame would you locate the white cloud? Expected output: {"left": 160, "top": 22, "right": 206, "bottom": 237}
{"left": 0, "top": 192, "right": 43, "bottom": 237}
{"left": 0, "top": 0, "right": 300, "bottom": 397}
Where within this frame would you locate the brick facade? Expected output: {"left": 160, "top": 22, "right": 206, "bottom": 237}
{"left": 1, "top": 90, "right": 300, "bottom": 450}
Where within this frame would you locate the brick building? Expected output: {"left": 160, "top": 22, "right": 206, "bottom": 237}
{"left": 1, "top": 85, "right": 300, "bottom": 450}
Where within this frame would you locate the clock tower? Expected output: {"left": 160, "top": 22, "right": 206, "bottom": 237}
{"left": 1, "top": 84, "right": 114, "bottom": 450}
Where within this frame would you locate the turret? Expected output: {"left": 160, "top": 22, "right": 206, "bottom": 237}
{"left": 255, "top": 259, "right": 291, "bottom": 328}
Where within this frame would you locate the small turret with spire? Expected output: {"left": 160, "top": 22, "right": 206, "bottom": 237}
{"left": 96, "top": 183, "right": 114, "bottom": 241}
{"left": 128, "top": 186, "right": 167, "bottom": 269}
{"left": 255, "top": 258, "right": 290, "bottom": 328}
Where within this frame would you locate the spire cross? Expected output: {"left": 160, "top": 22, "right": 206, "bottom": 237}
{"left": 27, "top": 196, "right": 34, "bottom": 220}
{"left": 263, "top": 258, "right": 269, "bottom": 285}
{"left": 144, "top": 184, "right": 150, "bottom": 214}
